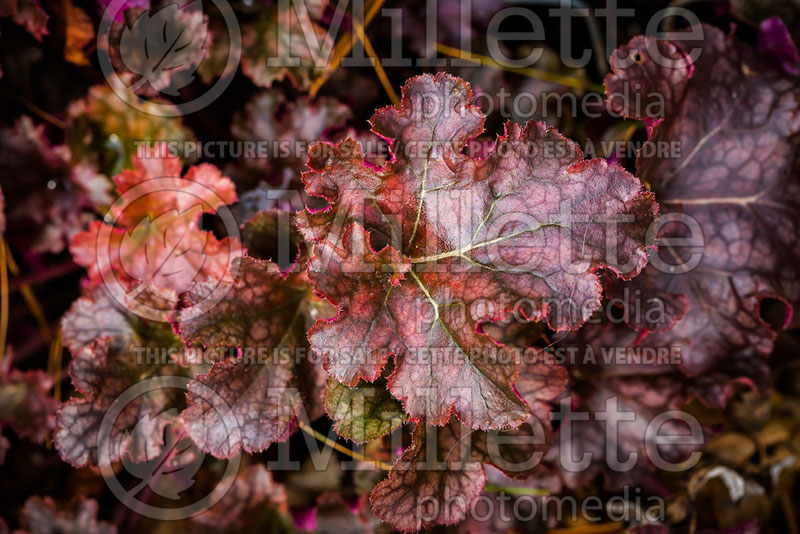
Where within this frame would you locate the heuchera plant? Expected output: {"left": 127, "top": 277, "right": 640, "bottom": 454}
{"left": 50, "top": 72, "right": 659, "bottom": 531}
{"left": 0, "top": 10, "right": 797, "bottom": 529}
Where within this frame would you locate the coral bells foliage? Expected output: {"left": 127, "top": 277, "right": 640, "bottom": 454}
{"left": 299, "top": 73, "right": 657, "bottom": 431}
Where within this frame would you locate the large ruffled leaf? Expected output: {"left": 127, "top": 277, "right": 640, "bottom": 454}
{"left": 299, "top": 73, "right": 657, "bottom": 430}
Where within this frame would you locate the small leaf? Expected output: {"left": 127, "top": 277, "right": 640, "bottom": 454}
{"left": 61, "top": 288, "right": 134, "bottom": 354}
{"left": 0, "top": 370, "right": 57, "bottom": 444}
{"left": 55, "top": 321, "right": 184, "bottom": 467}
{"left": 66, "top": 82, "right": 195, "bottom": 172}
{"left": 70, "top": 149, "right": 240, "bottom": 299}
{"left": 0, "top": 0, "right": 49, "bottom": 41}
{"left": 64, "top": 0, "right": 94, "bottom": 66}
{"left": 240, "top": 3, "right": 332, "bottom": 90}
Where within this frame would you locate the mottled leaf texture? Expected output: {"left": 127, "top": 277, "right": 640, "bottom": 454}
{"left": 605, "top": 26, "right": 800, "bottom": 375}
{"left": 370, "top": 422, "right": 487, "bottom": 532}
{"left": 370, "top": 355, "right": 565, "bottom": 531}
{"left": 17, "top": 497, "right": 116, "bottom": 534}
{"left": 191, "top": 464, "right": 293, "bottom": 534}
{"left": 70, "top": 148, "right": 240, "bottom": 299}
{"left": 55, "top": 338, "right": 160, "bottom": 467}
{"left": 0, "top": 370, "right": 57, "bottom": 443}
{"left": 300, "top": 73, "right": 657, "bottom": 430}
{"left": 370, "top": 419, "right": 543, "bottom": 531}
{"left": 61, "top": 287, "right": 134, "bottom": 354}
{"left": 179, "top": 257, "right": 313, "bottom": 458}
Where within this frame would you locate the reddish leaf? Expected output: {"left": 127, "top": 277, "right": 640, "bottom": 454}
{"left": 370, "top": 417, "right": 550, "bottom": 531}
{"left": 369, "top": 422, "right": 487, "bottom": 531}
{"left": 604, "top": 25, "right": 800, "bottom": 375}
{"left": 70, "top": 149, "right": 241, "bottom": 300}
{"left": 300, "top": 73, "right": 657, "bottom": 430}
{"left": 231, "top": 92, "right": 352, "bottom": 177}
